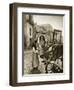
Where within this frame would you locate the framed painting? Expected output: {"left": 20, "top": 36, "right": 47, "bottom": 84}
{"left": 9, "top": 3, "right": 72, "bottom": 86}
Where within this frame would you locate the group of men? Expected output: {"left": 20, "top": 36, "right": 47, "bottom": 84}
{"left": 31, "top": 35, "right": 63, "bottom": 74}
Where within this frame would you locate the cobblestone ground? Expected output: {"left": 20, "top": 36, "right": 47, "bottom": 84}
{"left": 24, "top": 50, "right": 33, "bottom": 74}
{"left": 24, "top": 50, "right": 63, "bottom": 74}
{"left": 24, "top": 50, "right": 44, "bottom": 74}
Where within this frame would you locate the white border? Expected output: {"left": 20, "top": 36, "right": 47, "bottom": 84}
{"left": 17, "top": 7, "right": 70, "bottom": 82}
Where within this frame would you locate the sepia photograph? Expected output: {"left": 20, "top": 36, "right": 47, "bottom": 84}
{"left": 10, "top": 3, "right": 72, "bottom": 86}
{"left": 23, "top": 14, "right": 63, "bottom": 75}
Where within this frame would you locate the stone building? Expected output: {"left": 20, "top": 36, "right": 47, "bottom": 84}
{"left": 23, "top": 14, "right": 63, "bottom": 49}
{"left": 23, "top": 15, "right": 34, "bottom": 49}
{"left": 33, "top": 24, "right": 54, "bottom": 44}
{"left": 54, "top": 29, "right": 62, "bottom": 44}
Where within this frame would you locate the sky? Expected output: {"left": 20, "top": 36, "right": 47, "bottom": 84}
{"left": 33, "top": 15, "right": 63, "bottom": 31}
